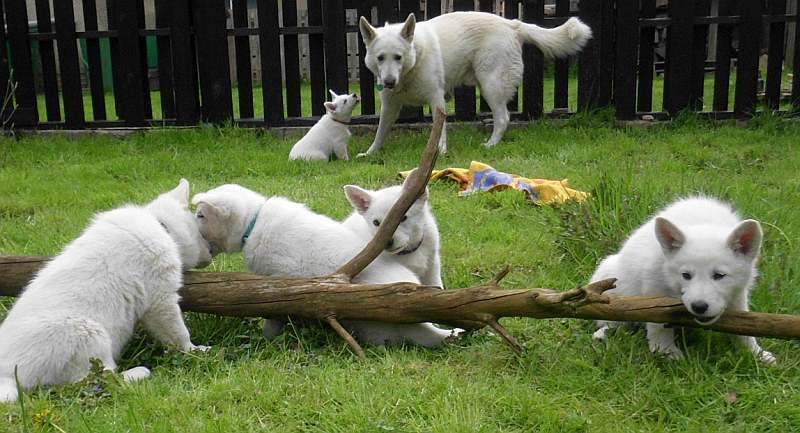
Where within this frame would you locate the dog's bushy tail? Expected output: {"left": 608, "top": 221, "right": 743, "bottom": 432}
{"left": 0, "top": 376, "right": 19, "bottom": 403}
{"left": 514, "top": 17, "right": 592, "bottom": 58}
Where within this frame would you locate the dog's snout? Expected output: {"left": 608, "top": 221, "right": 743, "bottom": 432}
{"left": 690, "top": 301, "right": 709, "bottom": 315}
{"left": 383, "top": 78, "right": 396, "bottom": 88}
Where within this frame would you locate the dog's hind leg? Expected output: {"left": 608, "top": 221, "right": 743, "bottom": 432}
{"left": 592, "top": 320, "right": 621, "bottom": 340}
{"left": 359, "top": 94, "right": 402, "bottom": 157}
{"left": 477, "top": 67, "right": 520, "bottom": 147}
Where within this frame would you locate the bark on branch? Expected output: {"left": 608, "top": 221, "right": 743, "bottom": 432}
{"left": 3, "top": 256, "right": 800, "bottom": 348}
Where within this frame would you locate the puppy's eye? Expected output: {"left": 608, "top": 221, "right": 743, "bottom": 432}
{"left": 196, "top": 212, "right": 204, "bottom": 219}
{"left": 400, "top": 215, "right": 407, "bottom": 222}
{"left": 713, "top": 272, "right": 726, "bottom": 280}
{"left": 681, "top": 272, "right": 692, "bottom": 280}
{"left": 373, "top": 219, "right": 380, "bottom": 226}
{"left": 394, "top": 54, "right": 402, "bottom": 61}
{"left": 377, "top": 55, "right": 385, "bottom": 62}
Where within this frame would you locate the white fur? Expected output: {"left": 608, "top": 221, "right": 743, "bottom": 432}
{"left": 357, "top": 11, "right": 592, "bottom": 155}
{"left": 289, "top": 90, "right": 360, "bottom": 161}
{"left": 0, "top": 180, "right": 212, "bottom": 403}
{"left": 191, "top": 184, "right": 460, "bottom": 348}
{"left": 342, "top": 175, "right": 442, "bottom": 288}
{"left": 590, "top": 196, "right": 775, "bottom": 364}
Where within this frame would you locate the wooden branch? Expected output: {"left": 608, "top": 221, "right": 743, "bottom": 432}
{"left": 4, "top": 256, "right": 800, "bottom": 345}
{"left": 325, "top": 315, "right": 366, "bottom": 359}
{"left": 335, "top": 108, "right": 445, "bottom": 281}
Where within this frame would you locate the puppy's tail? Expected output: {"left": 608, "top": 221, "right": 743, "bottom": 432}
{"left": 514, "top": 17, "right": 592, "bottom": 58}
{"left": 0, "top": 376, "right": 19, "bottom": 403}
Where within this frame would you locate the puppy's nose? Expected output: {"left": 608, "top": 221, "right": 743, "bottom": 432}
{"left": 383, "top": 78, "right": 396, "bottom": 88}
{"left": 386, "top": 239, "right": 394, "bottom": 250}
{"left": 691, "top": 301, "right": 709, "bottom": 315}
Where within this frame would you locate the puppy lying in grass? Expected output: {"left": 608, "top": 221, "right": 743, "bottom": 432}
{"left": 192, "top": 184, "right": 461, "bottom": 347}
{"left": 289, "top": 90, "right": 360, "bottom": 161}
{"left": 0, "top": 180, "right": 212, "bottom": 403}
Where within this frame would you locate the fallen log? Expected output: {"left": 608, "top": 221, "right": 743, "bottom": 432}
{"left": 2, "top": 256, "right": 800, "bottom": 351}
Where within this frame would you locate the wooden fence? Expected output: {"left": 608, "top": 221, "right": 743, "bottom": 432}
{"left": 0, "top": 0, "right": 799, "bottom": 130}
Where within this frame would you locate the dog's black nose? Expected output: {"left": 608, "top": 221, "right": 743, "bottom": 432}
{"left": 386, "top": 239, "right": 394, "bottom": 250}
{"left": 383, "top": 78, "right": 396, "bottom": 88}
{"left": 691, "top": 301, "right": 709, "bottom": 315}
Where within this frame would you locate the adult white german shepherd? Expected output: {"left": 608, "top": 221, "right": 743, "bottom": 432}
{"left": 358, "top": 12, "right": 592, "bottom": 155}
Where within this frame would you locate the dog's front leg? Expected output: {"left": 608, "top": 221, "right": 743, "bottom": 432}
{"left": 731, "top": 296, "right": 776, "bottom": 364}
{"left": 358, "top": 93, "right": 402, "bottom": 157}
{"left": 646, "top": 323, "right": 683, "bottom": 360}
{"left": 430, "top": 93, "right": 447, "bottom": 153}
{"left": 142, "top": 296, "right": 208, "bottom": 353}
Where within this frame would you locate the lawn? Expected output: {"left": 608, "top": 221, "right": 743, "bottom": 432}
{"left": 1, "top": 113, "right": 800, "bottom": 432}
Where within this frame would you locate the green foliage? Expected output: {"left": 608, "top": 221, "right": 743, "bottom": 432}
{"left": 1, "top": 117, "right": 800, "bottom": 432}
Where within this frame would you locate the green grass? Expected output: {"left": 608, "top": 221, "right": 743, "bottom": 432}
{"left": 2, "top": 114, "right": 800, "bottom": 432}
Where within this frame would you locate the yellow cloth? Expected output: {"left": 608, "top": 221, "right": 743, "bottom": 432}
{"left": 400, "top": 161, "right": 589, "bottom": 205}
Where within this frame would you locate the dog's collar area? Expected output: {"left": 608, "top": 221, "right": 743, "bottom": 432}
{"left": 397, "top": 235, "right": 424, "bottom": 256}
{"left": 330, "top": 117, "right": 350, "bottom": 125}
{"left": 241, "top": 204, "right": 263, "bottom": 247}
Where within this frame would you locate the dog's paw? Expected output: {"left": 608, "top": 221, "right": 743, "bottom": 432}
{"left": 592, "top": 326, "right": 609, "bottom": 341}
{"left": 192, "top": 345, "right": 212, "bottom": 353}
{"left": 121, "top": 366, "right": 151, "bottom": 382}
{"left": 758, "top": 350, "right": 777, "bottom": 365}
{"left": 356, "top": 152, "right": 371, "bottom": 158}
{"left": 650, "top": 343, "right": 684, "bottom": 360}
{"left": 444, "top": 328, "right": 466, "bottom": 343}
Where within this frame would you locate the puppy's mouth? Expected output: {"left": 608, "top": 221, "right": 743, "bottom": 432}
{"left": 693, "top": 314, "right": 722, "bottom": 326}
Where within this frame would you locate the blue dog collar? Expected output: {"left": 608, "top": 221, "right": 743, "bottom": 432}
{"left": 241, "top": 204, "right": 263, "bottom": 247}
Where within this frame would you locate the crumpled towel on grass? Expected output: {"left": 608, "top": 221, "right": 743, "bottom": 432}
{"left": 399, "top": 161, "right": 589, "bottom": 205}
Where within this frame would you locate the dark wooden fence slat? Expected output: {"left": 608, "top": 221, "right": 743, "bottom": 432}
{"left": 5, "top": 0, "right": 38, "bottom": 126}
{"left": 232, "top": 0, "right": 253, "bottom": 119}
{"left": 553, "top": 0, "right": 570, "bottom": 110}
{"left": 522, "top": 0, "right": 544, "bottom": 119}
{"left": 793, "top": 0, "right": 800, "bottom": 112}
{"left": 357, "top": 0, "right": 375, "bottom": 115}
{"left": 83, "top": 0, "right": 108, "bottom": 121}
{"left": 257, "top": 0, "right": 284, "bottom": 125}
{"left": 734, "top": 0, "right": 763, "bottom": 117}
{"left": 399, "top": 0, "right": 424, "bottom": 120}
{"left": 577, "top": 0, "right": 600, "bottom": 110}
{"left": 637, "top": 0, "right": 656, "bottom": 112}
{"left": 712, "top": 0, "right": 734, "bottom": 112}
{"left": 765, "top": 0, "right": 787, "bottom": 110}
{"left": 478, "top": 0, "right": 494, "bottom": 112}
{"left": 194, "top": 0, "right": 234, "bottom": 123}
{"left": 597, "top": 0, "right": 614, "bottom": 107}
{"left": 114, "top": 0, "right": 148, "bottom": 124}
{"left": 136, "top": 0, "right": 153, "bottom": 119}
{"left": 308, "top": 0, "right": 326, "bottom": 116}
{"left": 323, "top": 0, "right": 349, "bottom": 96}
{"left": 505, "top": 0, "right": 520, "bottom": 112}
{"left": 453, "top": 0, "right": 477, "bottom": 121}
{"left": 663, "top": 0, "right": 693, "bottom": 115}
{"left": 107, "top": 0, "right": 125, "bottom": 120}
{"left": 170, "top": 0, "right": 200, "bottom": 124}
{"left": 34, "top": 0, "right": 61, "bottom": 122}
{"left": 0, "top": 0, "right": 10, "bottom": 125}
{"left": 283, "top": 0, "right": 302, "bottom": 118}
{"left": 154, "top": 0, "right": 176, "bottom": 119}
{"left": 613, "top": 0, "right": 638, "bottom": 120}
{"left": 52, "top": 0, "right": 85, "bottom": 127}
{"left": 689, "top": 0, "right": 711, "bottom": 111}
{"left": 426, "top": 0, "right": 441, "bottom": 19}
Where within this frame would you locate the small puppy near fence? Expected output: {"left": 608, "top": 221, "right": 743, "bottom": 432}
{"left": 192, "top": 184, "right": 461, "bottom": 347}
{"left": 0, "top": 180, "right": 212, "bottom": 403}
{"left": 590, "top": 196, "right": 775, "bottom": 364}
{"left": 342, "top": 172, "right": 443, "bottom": 288}
{"left": 289, "top": 90, "right": 360, "bottom": 161}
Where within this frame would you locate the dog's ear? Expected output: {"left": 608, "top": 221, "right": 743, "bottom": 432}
{"left": 400, "top": 13, "right": 416, "bottom": 42}
{"left": 191, "top": 193, "right": 230, "bottom": 219}
{"left": 727, "top": 219, "right": 762, "bottom": 259}
{"left": 359, "top": 16, "right": 377, "bottom": 45}
{"left": 329, "top": 89, "right": 338, "bottom": 99}
{"left": 655, "top": 217, "right": 685, "bottom": 254}
{"left": 324, "top": 101, "right": 337, "bottom": 112}
{"left": 167, "top": 179, "right": 191, "bottom": 208}
{"left": 344, "top": 185, "right": 372, "bottom": 214}
{"left": 401, "top": 169, "right": 428, "bottom": 201}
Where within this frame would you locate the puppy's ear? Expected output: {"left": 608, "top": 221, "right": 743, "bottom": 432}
{"left": 727, "top": 219, "right": 762, "bottom": 259}
{"left": 359, "top": 16, "right": 377, "bottom": 45}
{"left": 655, "top": 217, "right": 685, "bottom": 255}
{"left": 324, "top": 101, "right": 337, "bottom": 112}
{"left": 400, "top": 13, "right": 416, "bottom": 42}
{"left": 168, "top": 178, "right": 191, "bottom": 208}
{"left": 329, "top": 89, "right": 338, "bottom": 99}
{"left": 191, "top": 193, "right": 230, "bottom": 219}
{"left": 344, "top": 185, "right": 372, "bottom": 214}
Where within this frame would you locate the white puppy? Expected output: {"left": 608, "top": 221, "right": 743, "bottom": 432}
{"left": 591, "top": 196, "right": 775, "bottom": 363}
{"left": 289, "top": 90, "right": 360, "bottom": 161}
{"left": 191, "top": 184, "right": 459, "bottom": 347}
{"left": 0, "top": 180, "right": 212, "bottom": 403}
{"left": 358, "top": 12, "right": 591, "bottom": 155}
{"left": 342, "top": 175, "right": 442, "bottom": 288}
